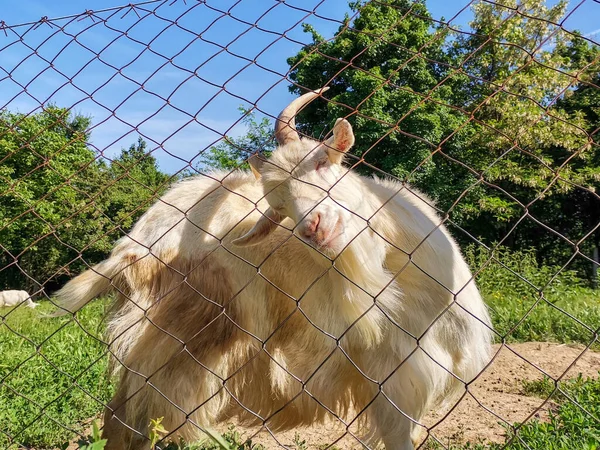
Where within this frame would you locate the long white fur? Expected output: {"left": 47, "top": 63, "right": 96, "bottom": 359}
{"left": 53, "top": 112, "right": 493, "bottom": 450}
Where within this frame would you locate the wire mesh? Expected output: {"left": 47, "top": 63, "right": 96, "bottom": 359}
{"left": 1, "top": 0, "right": 599, "bottom": 449}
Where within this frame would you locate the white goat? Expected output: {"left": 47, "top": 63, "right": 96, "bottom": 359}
{"left": 54, "top": 88, "right": 493, "bottom": 450}
{"left": 0, "top": 290, "right": 37, "bottom": 309}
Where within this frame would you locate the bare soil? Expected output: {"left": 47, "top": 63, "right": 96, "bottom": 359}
{"left": 224, "top": 342, "right": 600, "bottom": 449}
{"left": 70, "top": 342, "right": 600, "bottom": 449}
{"left": 422, "top": 342, "right": 600, "bottom": 447}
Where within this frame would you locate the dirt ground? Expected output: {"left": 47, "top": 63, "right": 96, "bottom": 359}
{"left": 70, "top": 342, "right": 600, "bottom": 449}
{"left": 220, "top": 342, "right": 600, "bottom": 449}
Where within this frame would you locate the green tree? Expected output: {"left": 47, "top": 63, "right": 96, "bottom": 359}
{"left": 448, "top": 0, "right": 600, "bottom": 273}
{"left": 0, "top": 107, "right": 103, "bottom": 291}
{"left": 286, "top": 0, "right": 600, "bottom": 279}
{"left": 533, "top": 41, "right": 600, "bottom": 278}
{"left": 0, "top": 108, "right": 170, "bottom": 292}
{"left": 99, "top": 137, "right": 170, "bottom": 234}
{"left": 198, "top": 108, "right": 275, "bottom": 171}
{"left": 286, "top": 0, "right": 465, "bottom": 183}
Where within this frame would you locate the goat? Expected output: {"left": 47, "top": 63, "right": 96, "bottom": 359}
{"left": 0, "top": 290, "right": 37, "bottom": 309}
{"left": 54, "top": 88, "right": 493, "bottom": 450}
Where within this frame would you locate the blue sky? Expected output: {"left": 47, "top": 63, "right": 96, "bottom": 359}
{"left": 1, "top": 0, "right": 599, "bottom": 174}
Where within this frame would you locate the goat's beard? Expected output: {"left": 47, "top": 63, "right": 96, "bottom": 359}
{"left": 292, "top": 223, "right": 399, "bottom": 349}
{"left": 330, "top": 227, "right": 402, "bottom": 349}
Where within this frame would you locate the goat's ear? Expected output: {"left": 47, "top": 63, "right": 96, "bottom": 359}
{"left": 325, "top": 118, "right": 355, "bottom": 164}
{"left": 248, "top": 153, "right": 265, "bottom": 180}
{"left": 231, "top": 207, "right": 282, "bottom": 247}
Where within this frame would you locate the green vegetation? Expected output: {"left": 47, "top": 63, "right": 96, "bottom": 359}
{"left": 487, "top": 286, "right": 600, "bottom": 346}
{"left": 169, "top": 426, "right": 266, "bottom": 450}
{"left": 0, "top": 109, "right": 170, "bottom": 293}
{"left": 198, "top": 108, "right": 275, "bottom": 172}
{"left": 466, "top": 246, "right": 600, "bottom": 346}
{"left": 75, "top": 421, "right": 107, "bottom": 450}
{"left": 514, "top": 375, "right": 600, "bottom": 450}
{"left": 160, "top": 426, "right": 311, "bottom": 450}
{"left": 0, "top": 301, "right": 112, "bottom": 448}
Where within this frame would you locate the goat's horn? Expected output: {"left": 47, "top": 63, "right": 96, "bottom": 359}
{"left": 275, "top": 87, "right": 330, "bottom": 146}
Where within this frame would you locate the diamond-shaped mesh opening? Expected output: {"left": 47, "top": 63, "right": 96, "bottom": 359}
{"left": 1, "top": 1, "right": 599, "bottom": 449}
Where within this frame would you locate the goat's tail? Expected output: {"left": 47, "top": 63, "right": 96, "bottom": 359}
{"left": 51, "top": 256, "right": 126, "bottom": 316}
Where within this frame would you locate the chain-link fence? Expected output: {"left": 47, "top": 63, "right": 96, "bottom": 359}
{"left": 1, "top": 0, "right": 599, "bottom": 449}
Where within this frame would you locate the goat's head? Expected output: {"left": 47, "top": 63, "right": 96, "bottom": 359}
{"left": 233, "top": 88, "right": 360, "bottom": 256}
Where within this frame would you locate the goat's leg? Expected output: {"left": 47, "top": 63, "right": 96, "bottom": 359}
{"left": 103, "top": 353, "right": 227, "bottom": 449}
{"left": 102, "top": 366, "right": 169, "bottom": 450}
{"left": 102, "top": 380, "right": 138, "bottom": 450}
{"left": 366, "top": 356, "right": 429, "bottom": 450}
{"left": 369, "top": 392, "right": 416, "bottom": 450}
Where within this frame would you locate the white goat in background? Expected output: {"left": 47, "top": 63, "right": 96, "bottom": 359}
{"left": 54, "top": 88, "right": 493, "bottom": 450}
{"left": 0, "top": 290, "right": 37, "bottom": 309}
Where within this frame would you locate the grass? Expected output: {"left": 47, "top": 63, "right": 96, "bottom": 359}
{"left": 76, "top": 424, "right": 321, "bottom": 450}
{"left": 0, "top": 301, "right": 113, "bottom": 449}
{"left": 484, "top": 285, "right": 600, "bottom": 346}
{"left": 163, "top": 426, "right": 267, "bottom": 450}
{"left": 517, "top": 374, "right": 600, "bottom": 449}
{"left": 1, "top": 246, "right": 599, "bottom": 449}
{"left": 465, "top": 246, "right": 600, "bottom": 347}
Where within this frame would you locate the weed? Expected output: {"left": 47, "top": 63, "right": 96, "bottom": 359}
{"left": 150, "top": 417, "right": 169, "bottom": 449}
{"left": 162, "top": 425, "right": 264, "bottom": 450}
{"left": 293, "top": 432, "right": 308, "bottom": 450}
{"left": 75, "top": 420, "right": 107, "bottom": 450}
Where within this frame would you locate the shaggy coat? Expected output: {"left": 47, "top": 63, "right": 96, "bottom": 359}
{"left": 55, "top": 90, "right": 493, "bottom": 450}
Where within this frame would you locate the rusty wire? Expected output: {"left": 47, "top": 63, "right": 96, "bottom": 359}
{"left": 1, "top": 0, "right": 599, "bottom": 449}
